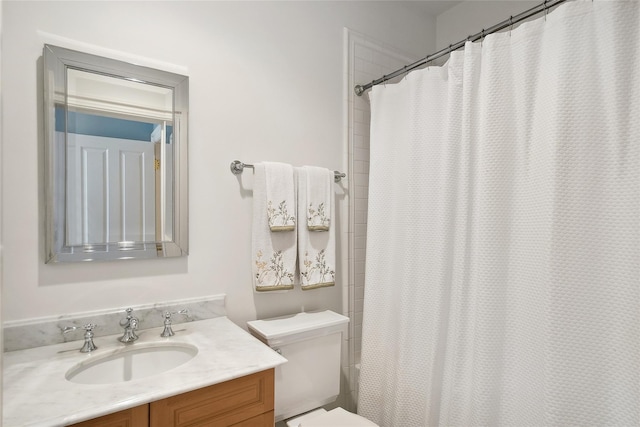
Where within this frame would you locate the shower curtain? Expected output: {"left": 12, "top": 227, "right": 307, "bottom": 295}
{"left": 358, "top": 1, "right": 639, "bottom": 426}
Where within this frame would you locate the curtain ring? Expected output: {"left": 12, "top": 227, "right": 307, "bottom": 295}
{"left": 544, "top": 0, "right": 548, "bottom": 21}
{"left": 509, "top": 16, "right": 513, "bottom": 37}
{"left": 481, "top": 29, "right": 485, "bottom": 46}
{"left": 382, "top": 75, "right": 387, "bottom": 87}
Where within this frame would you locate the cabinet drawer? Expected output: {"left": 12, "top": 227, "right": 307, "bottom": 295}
{"left": 150, "top": 369, "right": 274, "bottom": 427}
{"left": 230, "top": 411, "right": 274, "bottom": 427}
{"left": 69, "top": 404, "right": 149, "bottom": 427}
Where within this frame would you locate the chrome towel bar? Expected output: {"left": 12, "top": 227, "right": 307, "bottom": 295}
{"left": 230, "top": 160, "right": 346, "bottom": 183}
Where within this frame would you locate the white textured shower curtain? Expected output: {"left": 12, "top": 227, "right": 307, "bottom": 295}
{"left": 358, "top": 1, "right": 639, "bottom": 426}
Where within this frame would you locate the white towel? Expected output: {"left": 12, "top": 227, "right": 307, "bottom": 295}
{"left": 296, "top": 167, "right": 336, "bottom": 290}
{"left": 304, "top": 166, "right": 332, "bottom": 232}
{"left": 264, "top": 162, "right": 296, "bottom": 232}
{"left": 252, "top": 164, "right": 296, "bottom": 292}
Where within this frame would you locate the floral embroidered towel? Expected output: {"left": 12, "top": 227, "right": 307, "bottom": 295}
{"left": 304, "top": 166, "right": 332, "bottom": 232}
{"left": 252, "top": 163, "right": 296, "bottom": 292}
{"left": 264, "top": 162, "right": 296, "bottom": 232}
{"left": 296, "top": 167, "right": 336, "bottom": 290}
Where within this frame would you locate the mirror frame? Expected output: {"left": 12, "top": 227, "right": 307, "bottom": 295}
{"left": 43, "top": 44, "right": 189, "bottom": 263}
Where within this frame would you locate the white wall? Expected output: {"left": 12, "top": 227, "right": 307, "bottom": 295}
{"left": 436, "top": 1, "right": 539, "bottom": 50}
{"left": 0, "top": 0, "right": 4, "bottom": 419}
{"left": 1, "top": 1, "right": 435, "bottom": 327}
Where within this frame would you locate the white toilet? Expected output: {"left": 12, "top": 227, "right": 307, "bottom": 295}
{"left": 247, "top": 310, "right": 378, "bottom": 427}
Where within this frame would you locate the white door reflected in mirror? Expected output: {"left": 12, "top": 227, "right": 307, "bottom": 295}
{"left": 64, "top": 133, "right": 156, "bottom": 245}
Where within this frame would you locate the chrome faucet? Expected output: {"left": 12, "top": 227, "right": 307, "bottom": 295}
{"left": 63, "top": 323, "right": 98, "bottom": 353}
{"left": 118, "top": 308, "right": 139, "bottom": 343}
{"left": 161, "top": 309, "right": 189, "bottom": 337}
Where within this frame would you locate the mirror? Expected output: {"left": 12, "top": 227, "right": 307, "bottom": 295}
{"left": 43, "top": 44, "right": 188, "bottom": 262}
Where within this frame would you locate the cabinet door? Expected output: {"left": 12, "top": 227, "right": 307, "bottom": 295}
{"left": 69, "top": 404, "right": 149, "bottom": 427}
{"left": 150, "top": 369, "right": 274, "bottom": 427}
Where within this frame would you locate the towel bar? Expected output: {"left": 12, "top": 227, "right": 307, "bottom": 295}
{"left": 230, "top": 160, "right": 346, "bottom": 183}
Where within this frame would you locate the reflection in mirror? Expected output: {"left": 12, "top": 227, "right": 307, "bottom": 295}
{"left": 44, "top": 45, "right": 188, "bottom": 262}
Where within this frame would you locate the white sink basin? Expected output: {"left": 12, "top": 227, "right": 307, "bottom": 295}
{"left": 65, "top": 342, "right": 198, "bottom": 384}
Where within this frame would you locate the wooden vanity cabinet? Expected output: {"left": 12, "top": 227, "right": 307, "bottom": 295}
{"left": 69, "top": 369, "right": 275, "bottom": 427}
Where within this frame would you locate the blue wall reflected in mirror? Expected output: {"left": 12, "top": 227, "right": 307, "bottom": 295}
{"left": 54, "top": 108, "right": 173, "bottom": 142}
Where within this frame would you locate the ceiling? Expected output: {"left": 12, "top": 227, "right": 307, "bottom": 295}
{"left": 403, "top": 1, "right": 463, "bottom": 17}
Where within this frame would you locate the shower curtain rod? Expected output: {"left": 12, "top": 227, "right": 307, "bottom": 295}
{"left": 354, "top": 0, "right": 569, "bottom": 96}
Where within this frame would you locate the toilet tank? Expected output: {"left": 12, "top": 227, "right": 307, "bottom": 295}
{"left": 247, "top": 310, "right": 349, "bottom": 422}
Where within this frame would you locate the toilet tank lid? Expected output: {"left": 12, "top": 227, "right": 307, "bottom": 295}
{"left": 247, "top": 310, "right": 349, "bottom": 342}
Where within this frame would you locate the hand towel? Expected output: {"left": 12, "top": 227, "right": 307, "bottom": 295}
{"left": 264, "top": 162, "right": 296, "bottom": 232}
{"left": 296, "top": 167, "right": 336, "bottom": 290}
{"left": 252, "top": 163, "right": 296, "bottom": 292}
{"left": 305, "top": 166, "right": 332, "bottom": 232}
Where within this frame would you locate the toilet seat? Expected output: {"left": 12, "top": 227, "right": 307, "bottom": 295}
{"left": 288, "top": 407, "right": 379, "bottom": 427}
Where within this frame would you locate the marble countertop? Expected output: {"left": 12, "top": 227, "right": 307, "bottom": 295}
{"left": 3, "top": 317, "right": 287, "bottom": 427}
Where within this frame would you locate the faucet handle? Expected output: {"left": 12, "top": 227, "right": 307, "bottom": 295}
{"left": 63, "top": 323, "right": 98, "bottom": 353}
{"left": 160, "top": 309, "right": 189, "bottom": 337}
